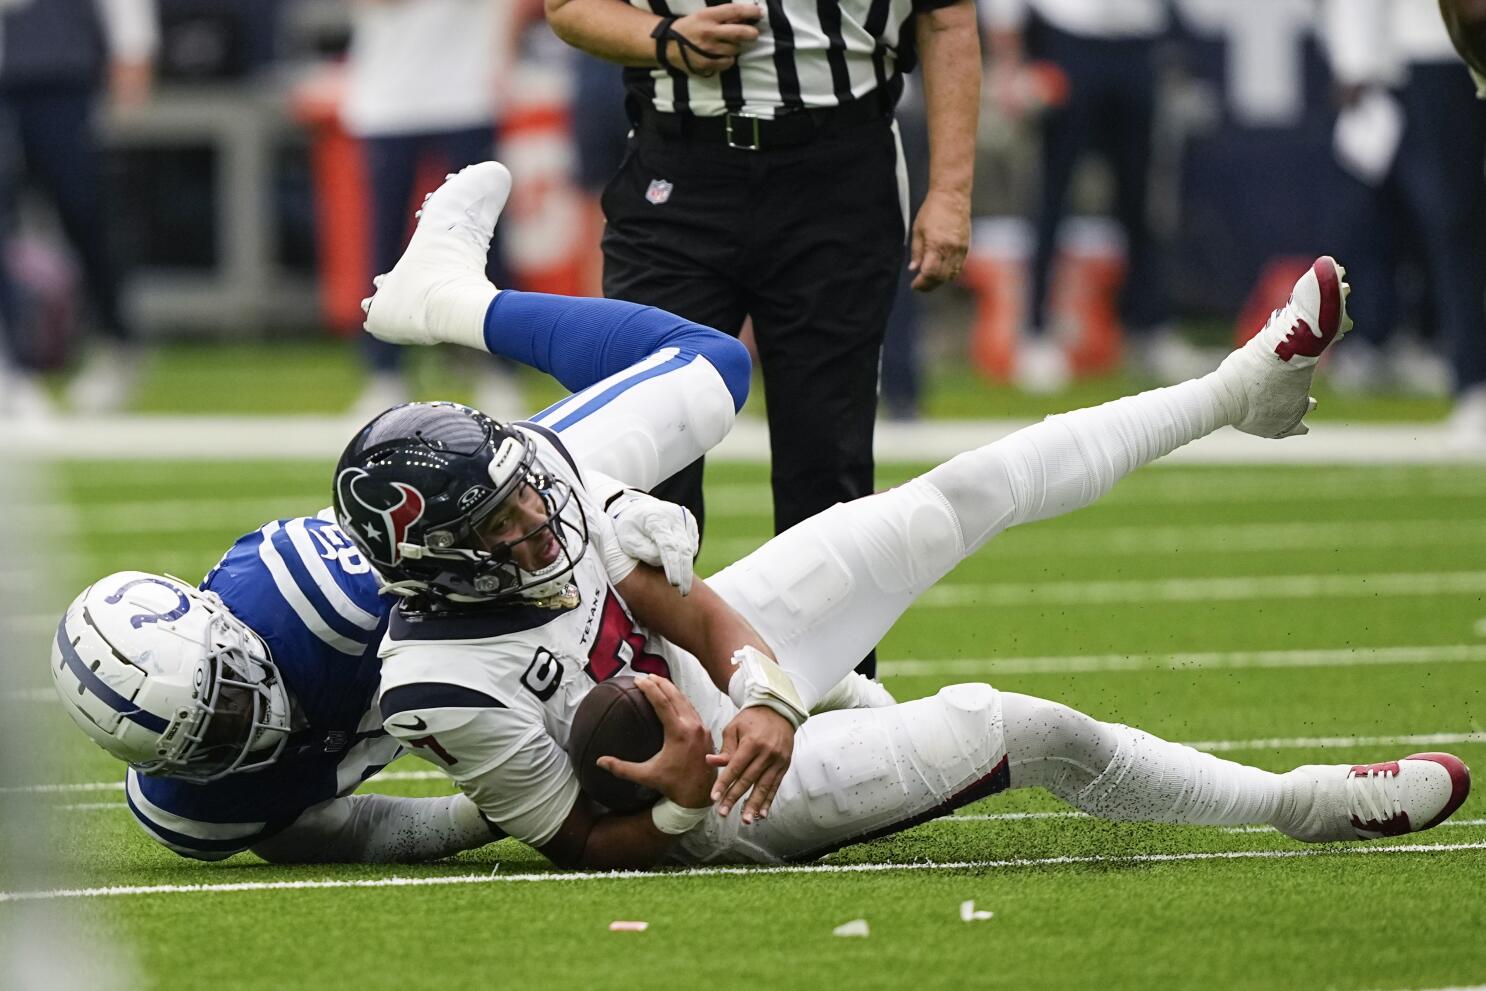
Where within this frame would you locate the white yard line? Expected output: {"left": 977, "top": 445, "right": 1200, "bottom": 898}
{"left": 11, "top": 729, "right": 1484, "bottom": 796}
{"left": 878, "top": 644, "right": 1486, "bottom": 677}
{"left": 6, "top": 416, "right": 1486, "bottom": 464}
{"left": 56, "top": 799, "right": 1486, "bottom": 835}
{"left": 3, "top": 841, "right": 1482, "bottom": 903}
{"left": 920, "top": 570, "right": 1486, "bottom": 608}
{"left": 702, "top": 517, "right": 1486, "bottom": 564}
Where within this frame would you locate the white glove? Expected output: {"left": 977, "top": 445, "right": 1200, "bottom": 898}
{"left": 607, "top": 490, "right": 700, "bottom": 595}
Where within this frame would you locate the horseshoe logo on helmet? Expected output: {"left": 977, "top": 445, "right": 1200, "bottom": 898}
{"left": 104, "top": 576, "right": 192, "bottom": 629}
{"left": 337, "top": 468, "right": 427, "bottom": 565}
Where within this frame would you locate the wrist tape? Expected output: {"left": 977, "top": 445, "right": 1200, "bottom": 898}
{"left": 727, "top": 645, "right": 808, "bottom": 729}
{"left": 651, "top": 797, "right": 710, "bottom": 835}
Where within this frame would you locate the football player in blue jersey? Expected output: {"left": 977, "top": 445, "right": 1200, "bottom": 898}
{"left": 342, "top": 163, "right": 1471, "bottom": 870}
{"left": 50, "top": 166, "right": 760, "bottom": 863}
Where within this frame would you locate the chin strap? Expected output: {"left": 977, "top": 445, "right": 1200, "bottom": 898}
{"left": 651, "top": 16, "right": 723, "bottom": 77}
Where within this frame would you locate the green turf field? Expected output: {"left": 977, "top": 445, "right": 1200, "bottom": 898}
{"left": 4, "top": 459, "right": 1484, "bottom": 990}
{"left": 33, "top": 338, "right": 1459, "bottom": 423}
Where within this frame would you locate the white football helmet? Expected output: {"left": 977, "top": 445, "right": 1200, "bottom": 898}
{"left": 51, "top": 572, "right": 292, "bottom": 783}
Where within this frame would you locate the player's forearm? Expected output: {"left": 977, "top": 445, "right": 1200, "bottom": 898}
{"left": 546, "top": 0, "right": 665, "bottom": 67}
{"left": 541, "top": 800, "right": 681, "bottom": 869}
{"left": 918, "top": 0, "right": 981, "bottom": 202}
{"left": 619, "top": 567, "right": 773, "bottom": 693}
{"left": 689, "top": 585, "right": 776, "bottom": 693}
{"left": 251, "top": 793, "right": 500, "bottom": 864}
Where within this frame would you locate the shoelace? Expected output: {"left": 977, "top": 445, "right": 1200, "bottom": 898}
{"left": 1347, "top": 765, "right": 1404, "bottom": 827}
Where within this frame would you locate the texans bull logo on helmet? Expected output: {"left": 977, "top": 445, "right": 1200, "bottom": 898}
{"left": 335, "top": 468, "right": 427, "bottom": 566}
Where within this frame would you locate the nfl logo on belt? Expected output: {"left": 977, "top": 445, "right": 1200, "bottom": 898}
{"left": 645, "top": 179, "right": 674, "bottom": 205}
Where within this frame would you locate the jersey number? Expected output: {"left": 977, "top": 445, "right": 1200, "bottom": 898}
{"left": 308, "top": 525, "right": 372, "bottom": 575}
{"left": 521, "top": 648, "right": 564, "bottom": 702}
{"left": 585, "top": 593, "right": 670, "bottom": 683}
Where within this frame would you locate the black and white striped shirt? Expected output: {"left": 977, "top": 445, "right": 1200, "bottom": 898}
{"left": 627, "top": 0, "right": 958, "bottom": 117}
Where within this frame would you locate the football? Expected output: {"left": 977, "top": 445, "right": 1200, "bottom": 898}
{"left": 567, "top": 676, "right": 665, "bottom": 813}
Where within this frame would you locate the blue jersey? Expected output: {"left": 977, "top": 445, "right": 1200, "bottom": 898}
{"left": 127, "top": 517, "right": 402, "bottom": 860}
{"left": 121, "top": 299, "right": 752, "bottom": 860}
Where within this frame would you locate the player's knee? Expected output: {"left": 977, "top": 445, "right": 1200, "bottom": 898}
{"left": 680, "top": 331, "right": 751, "bottom": 411}
{"left": 847, "top": 481, "right": 965, "bottom": 594}
{"left": 921, "top": 448, "right": 1020, "bottom": 551}
{"left": 679, "top": 348, "right": 743, "bottom": 449}
{"left": 900, "top": 683, "right": 1003, "bottom": 773}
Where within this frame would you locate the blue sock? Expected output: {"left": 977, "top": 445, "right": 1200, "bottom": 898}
{"left": 482, "top": 290, "right": 750, "bottom": 411}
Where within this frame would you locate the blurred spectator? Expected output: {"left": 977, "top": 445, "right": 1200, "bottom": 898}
{"left": 341, "top": 0, "right": 525, "bottom": 421}
{"left": 0, "top": 0, "right": 157, "bottom": 418}
{"left": 983, "top": 0, "right": 1205, "bottom": 392}
{"left": 1321, "top": 0, "right": 1486, "bottom": 441}
{"left": 567, "top": 49, "right": 627, "bottom": 297}
{"left": 1166, "top": 0, "right": 1335, "bottom": 317}
{"left": 881, "top": 79, "right": 931, "bottom": 421}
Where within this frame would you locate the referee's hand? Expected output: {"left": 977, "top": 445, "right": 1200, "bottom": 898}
{"left": 668, "top": 3, "right": 763, "bottom": 78}
{"left": 909, "top": 189, "right": 971, "bottom": 292}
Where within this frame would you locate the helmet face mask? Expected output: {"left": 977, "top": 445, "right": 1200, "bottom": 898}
{"left": 51, "top": 574, "right": 292, "bottom": 784}
{"left": 159, "top": 607, "right": 291, "bottom": 782}
{"left": 334, "top": 403, "right": 590, "bottom": 604}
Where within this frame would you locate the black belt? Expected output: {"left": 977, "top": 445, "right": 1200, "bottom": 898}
{"left": 637, "top": 92, "right": 893, "bottom": 152}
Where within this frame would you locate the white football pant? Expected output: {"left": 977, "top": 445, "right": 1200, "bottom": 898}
{"left": 681, "top": 373, "right": 1308, "bottom": 862}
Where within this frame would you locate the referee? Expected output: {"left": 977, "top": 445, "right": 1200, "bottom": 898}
{"left": 546, "top": 0, "right": 979, "bottom": 675}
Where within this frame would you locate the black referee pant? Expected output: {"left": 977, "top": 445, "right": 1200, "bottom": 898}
{"left": 602, "top": 113, "right": 906, "bottom": 676}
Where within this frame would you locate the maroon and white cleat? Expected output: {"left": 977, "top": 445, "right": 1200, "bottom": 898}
{"left": 1280, "top": 752, "right": 1471, "bottom": 843}
{"left": 1215, "top": 255, "right": 1353, "bottom": 439}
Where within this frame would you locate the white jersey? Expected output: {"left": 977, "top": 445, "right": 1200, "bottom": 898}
{"left": 377, "top": 427, "right": 732, "bottom": 847}
{"left": 381, "top": 424, "right": 1025, "bottom": 864}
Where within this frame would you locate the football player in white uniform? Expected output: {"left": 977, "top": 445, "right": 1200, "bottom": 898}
{"left": 52, "top": 218, "right": 764, "bottom": 862}
{"left": 344, "top": 162, "right": 1471, "bottom": 869}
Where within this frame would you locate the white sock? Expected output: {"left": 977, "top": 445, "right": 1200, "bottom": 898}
{"left": 925, "top": 373, "right": 1243, "bottom": 552}
{"left": 1071, "top": 725, "right": 1288, "bottom": 826}
{"left": 1002, "top": 694, "right": 1292, "bottom": 827}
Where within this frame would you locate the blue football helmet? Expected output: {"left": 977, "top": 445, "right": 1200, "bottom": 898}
{"left": 333, "top": 402, "right": 588, "bottom": 602}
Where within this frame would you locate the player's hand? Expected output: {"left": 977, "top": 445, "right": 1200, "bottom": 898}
{"left": 909, "top": 189, "right": 971, "bottom": 292}
{"left": 706, "top": 706, "right": 795, "bottom": 824}
{"left": 665, "top": 3, "right": 763, "bottom": 78}
{"left": 597, "top": 674, "right": 714, "bottom": 809}
{"left": 608, "top": 491, "right": 699, "bottom": 596}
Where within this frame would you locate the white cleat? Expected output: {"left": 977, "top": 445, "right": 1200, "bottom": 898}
{"left": 361, "top": 161, "right": 512, "bottom": 351}
{"left": 1215, "top": 255, "right": 1353, "bottom": 439}
{"left": 1279, "top": 752, "right": 1471, "bottom": 843}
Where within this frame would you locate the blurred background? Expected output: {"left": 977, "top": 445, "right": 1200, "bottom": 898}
{"left": 0, "top": 0, "right": 1481, "bottom": 442}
